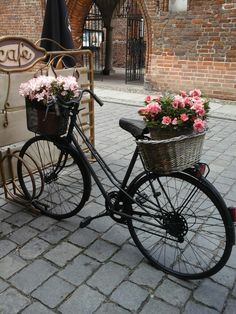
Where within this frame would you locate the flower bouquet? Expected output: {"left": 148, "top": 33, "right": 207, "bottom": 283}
{"left": 138, "top": 89, "right": 209, "bottom": 140}
{"left": 19, "top": 75, "right": 80, "bottom": 135}
{"left": 137, "top": 89, "right": 210, "bottom": 174}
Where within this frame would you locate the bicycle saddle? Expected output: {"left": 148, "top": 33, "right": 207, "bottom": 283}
{"left": 119, "top": 118, "right": 148, "bottom": 138}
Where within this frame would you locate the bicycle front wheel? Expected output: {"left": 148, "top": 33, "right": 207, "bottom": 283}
{"left": 17, "top": 135, "right": 91, "bottom": 219}
{"left": 126, "top": 172, "right": 234, "bottom": 279}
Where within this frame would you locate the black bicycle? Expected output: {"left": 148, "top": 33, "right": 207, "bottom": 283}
{"left": 17, "top": 89, "right": 235, "bottom": 280}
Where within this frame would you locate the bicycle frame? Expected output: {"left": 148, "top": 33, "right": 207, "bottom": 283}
{"left": 68, "top": 123, "right": 170, "bottom": 229}
{"left": 65, "top": 117, "right": 209, "bottom": 237}
{"left": 66, "top": 108, "right": 142, "bottom": 213}
{"left": 55, "top": 102, "right": 171, "bottom": 227}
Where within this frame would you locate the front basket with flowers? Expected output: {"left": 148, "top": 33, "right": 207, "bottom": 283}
{"left": 19, "top": 75, "right": 80, "bottom": 136}
{"left": 137, "top": 89, "right": 210, "bottom": 174}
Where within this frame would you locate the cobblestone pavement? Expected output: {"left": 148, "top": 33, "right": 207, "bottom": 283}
{"left": 0, "top": 101, "right": 236, "bottom": 314}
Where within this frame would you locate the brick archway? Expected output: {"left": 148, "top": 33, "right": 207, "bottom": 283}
{"left": 67, "top": 0, "right": 151, "bottom": 80}
{"left": 67, "top": 0, "right": 93, "bottom": 47}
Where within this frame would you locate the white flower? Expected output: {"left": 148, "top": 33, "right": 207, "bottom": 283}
{"left": 19, "top": 75, "right": 80, "bottom": 104}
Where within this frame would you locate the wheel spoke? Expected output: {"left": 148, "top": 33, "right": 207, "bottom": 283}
{"left": 17, "top": 136, "right": 90, "bottom": 219}
{"left": 127, "top": 172, "right": 233, "bottom": 279}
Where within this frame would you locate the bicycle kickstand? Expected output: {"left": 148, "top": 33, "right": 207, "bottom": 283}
{"left": 80, "top": 210, "right": 109, "bottom": 228}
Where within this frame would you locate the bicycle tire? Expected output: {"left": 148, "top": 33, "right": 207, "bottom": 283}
{"left": 126, "top": 171, "right": 234, "bottom": 279}
{"left": 17, "top": 135, "right": 91, "bottom": 219}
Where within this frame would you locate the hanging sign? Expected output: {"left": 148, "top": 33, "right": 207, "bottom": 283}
{"left": 0, "top": 36, "right": 46, "bottom": 72}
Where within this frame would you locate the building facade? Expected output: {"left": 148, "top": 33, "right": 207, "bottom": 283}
{"left": 1, "top": 0, "right": 236, "bottom": 100}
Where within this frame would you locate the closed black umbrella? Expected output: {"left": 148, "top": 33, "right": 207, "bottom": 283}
{"left": 41, "top": 0, "right": 75, "bottom": 67}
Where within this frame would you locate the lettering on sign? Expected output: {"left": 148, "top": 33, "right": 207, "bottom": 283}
{"left": 0, "top": 37, "right": 46, "bottom": 71}
{"left": 0, "top": 42, "right": 33, "bottom": 64}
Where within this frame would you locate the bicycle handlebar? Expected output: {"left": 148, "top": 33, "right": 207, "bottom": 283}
{"left": 55, "top": 89, "right": 104, "bottom": 108}
{"left": 83, "top": 89, "right": 104, "bottom": 107}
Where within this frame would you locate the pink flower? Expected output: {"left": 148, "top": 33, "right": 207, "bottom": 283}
{"left": 197, "top": 108, "right": 206, "bottom": 116}
{"left": 57, "top": 76, "right": 79, "bottom": 92}
{"left": 179, "top": 90, "right": 187, "bottom": 97}
{"left": 138, "top": 107, "right": 148, "bottom": 115}
{"left": 144, "top": 95, "right": 151, "bottom": 103}
{"left": 172, "top": 118, "right": 178, "bottom": 125}
{"left": 137, "top": 89, "right": 209, "bottom": 134}
{"left": 172, "top": 101, "right": 179, "bottom": 109}
{"left": 189, "top": 89, "right": 202, "bottom": 97}
{"left": 19, "top": 75, "right": 80, "bottom": 103}
{"left": 194, "top": 98, "right": 204, "bottom": 106}
{"left": 193, "top": 118, "right": 206, "bottom": 132}
{"left": 180, "top": 113, "right": 189, "bottom": 122}
{"left": 162, "top": 116, "right": 172, "bottom": 125}
{"left": 19, "top": 76, "right": 56, "bottom": 102}
{"left": 173, "top": 95, "right": 185, "bottom": 109}
{"left": 191, "top": 101, "right": 206, "bottom": 116}
{"left": 147, "top": 102, "right": 162, "bottom": 114}
{"left": 200, "top": 109, "right": 206, "bottom": 116}
{"left": 191, "top": 103, "right": 203, "bottom": 111}
{"left": 184, "top": 97, "right": 192, "bottom": 106}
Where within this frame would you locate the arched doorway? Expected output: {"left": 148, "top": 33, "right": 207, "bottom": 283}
{"left": 112, "top": 0, "right": 146, "bottom": 83}
{"left": 82, "top": 3, "right": 104, "bottom": 74}
{"left": 68, "top": 0, "right": 148, "bottom": 85}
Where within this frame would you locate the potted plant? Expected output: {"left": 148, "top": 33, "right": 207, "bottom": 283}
{"left": 138, "top": 89, "right": 210, "bottom": 140}
{"left": 19, "top": 75, "right": 80, "bottom": 135}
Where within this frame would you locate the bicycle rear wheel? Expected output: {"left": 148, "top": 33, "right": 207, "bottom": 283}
{"left": 126, "top": 172, "right": 234, "bottom": 279}
{"left": 17, "top": 135, "right": 91, "bottom": 219}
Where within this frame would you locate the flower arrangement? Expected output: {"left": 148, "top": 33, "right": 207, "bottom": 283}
{"left": 19, "top": 75, "right": 80, "bottom": 104}
{"left": 138, "top": 89, "right": 210, "bottom": 133}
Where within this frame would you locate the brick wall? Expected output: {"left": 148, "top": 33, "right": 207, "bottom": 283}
{"left": 0, "top": 0, "right": 235, "bottom": 100}
{"left": 0, "top": 0, "right": 92, "bottom": 46}
{"left": 67, "top": 0, "right": 93, "bottom": 47}
{"left": 112, "top": 18, "right": 127, "bottom": 68}
{"left": 144, "top": 0, "right": 236, "bottom": 100}
{"left": 0, "top": 0, "right": 43, "bottom": 43}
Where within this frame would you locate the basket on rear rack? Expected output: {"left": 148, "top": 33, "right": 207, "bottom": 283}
{"left": 25, "top": 99, "right": 69, "bottom": 136}
{"left": 137, "top": 132, "right": 205, "bottom": 175}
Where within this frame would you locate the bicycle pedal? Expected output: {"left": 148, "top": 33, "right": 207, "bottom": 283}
{"left": 80, "top": 216, "right": 92, "bottom": 228}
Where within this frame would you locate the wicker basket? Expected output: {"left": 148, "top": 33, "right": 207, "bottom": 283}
{"left": 25, "top": 99, "right": 69, "bottom": 136}
{"left": 137, "top": 132, "right": 205, "bottom": 174}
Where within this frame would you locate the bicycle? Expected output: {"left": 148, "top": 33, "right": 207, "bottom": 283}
{"left": 17, "top": 89, "right": 235, "bottom": 280}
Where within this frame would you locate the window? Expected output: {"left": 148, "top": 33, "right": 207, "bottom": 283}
{"left": 169, "top": 0, "right": 188, "bottom": 12}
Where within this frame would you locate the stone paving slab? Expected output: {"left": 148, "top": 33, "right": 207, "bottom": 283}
{"left": 0, "top": 100, "right": 236, "bottom": 313}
